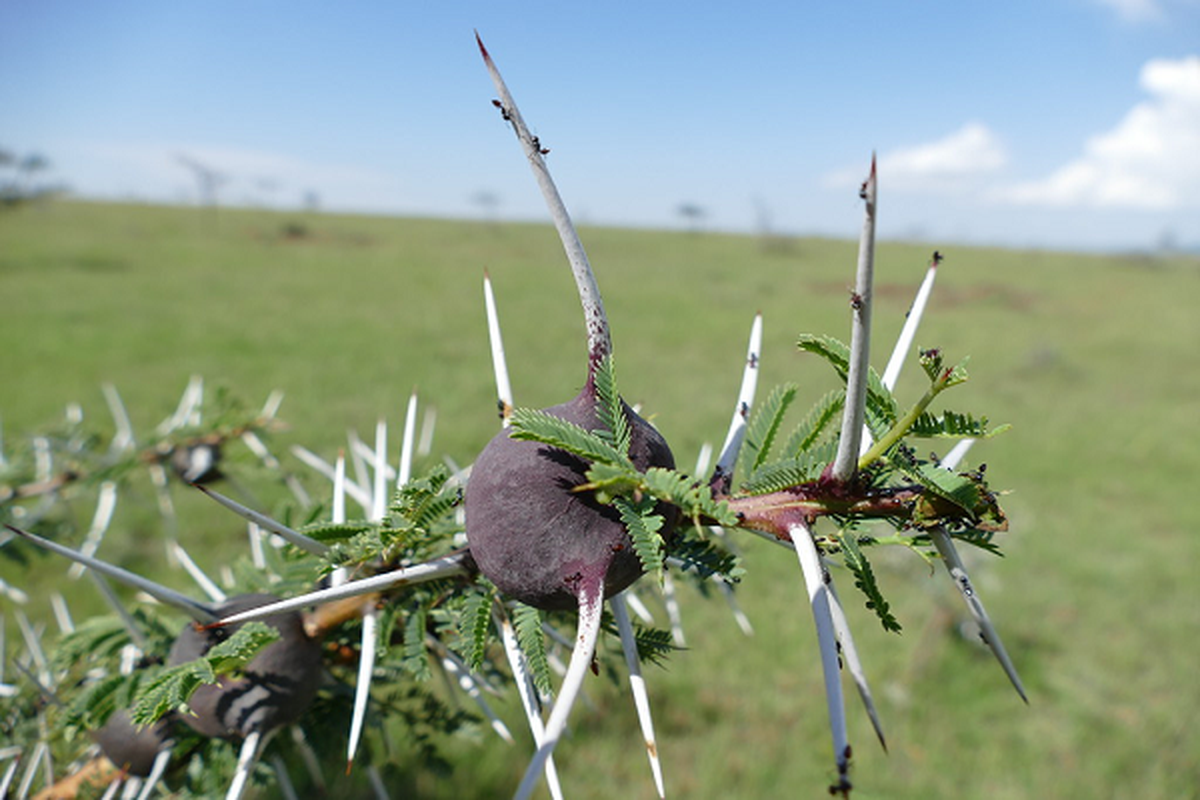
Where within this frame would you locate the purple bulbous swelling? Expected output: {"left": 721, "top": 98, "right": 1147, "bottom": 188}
{"left": 465, "top": 389, "right": 677, "bottom": 611}
{"left": 168, "top": 593, "right": 322, "bottom": 739}
{"left": 95, "top": 710, "right": 171, "bottom": 776}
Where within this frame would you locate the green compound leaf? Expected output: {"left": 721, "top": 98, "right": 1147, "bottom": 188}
{"left": 592, "top": 355, "right": 632, "bottom": 456}
{"left": 835, "top": 530, "right": 901, "bottom": 633}
{"left": 402, "top": 604, "right": 432, "bottom": 681}
{"left": 458, "top": 583, "right": 496, "bottom": 674}
{"left": 781, "top": 389, "right": 844, "bottom": 458}
{"left": 512, "top": 603, "right": 552, "bottom": 697}
{"left": 741, "top": 440, "right": 838, "bottom": 495}
{"left": 909, "top": 410, "right": 1009, "bottom": 439}
{"left": 130, "top": 621, "right": 281, "bottom": 727}
{"left": 797, "top": 334, "right": 898, "bottom": 425}
{"left": 741, "top": 383, "right": 799, "bottom": 473}
{"left": 615, "top": 496, "right": 666, "bottom": 581}
{"left": 508, "top": 407, "right": 631, "bottom": 468}
{"left": 639, "top": 467, "right": 738, "bottom": 527}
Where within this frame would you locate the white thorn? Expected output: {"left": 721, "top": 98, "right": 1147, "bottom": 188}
{"left": 417, "top": 407, "right": 437, "bottom": 457}
{"left": 291, "top": 445, "right": 373, "bottom": 511}
{"left": 940, "top": 438, "right": 977, "bottom": 471}
{"left": 714, "top": 313, "right": 764, "bottom": 482}
{"left": 497, "top": 611, "right": 563, "bottom": 800}
{"left": 791, "top": 521, "right": 852, "bottom": 791}
{"left": 398, "top": 393, "right": 418, "bottom": 487}
{"left": 70, "top": 480, "right": 119, "bottom": 579}
{"left": 881, "top": 258, "right": 939, "bottom": 392}
{"left": 346, "top": 604, "right": 379, "bottom": 770}
{"left": 195, "top": 483, "right": 328, "bottom": 556}
{"left": 930, "top": 529, "right": 1028, "bottom": 702}
{"left": 371, "top": 420, "right": 389, "bottom": 522}
{"left": 662, "top": 571, "right": 686, "bottom": 647}
{"left": 261, "top": 389, "right": 285, "bottom": 420}
{"left": 484, "top": 272, "right": 515, "bottom": 426}
{"left": 172, "top": 542, "right": 227, "bottom": 603}
{"left": 824, "top": 572, "right": 886, "bottom": 750}
{"left": 6, "top": 525, "right": 215, "bottom": 622}
{"left": 333, "top": 450, "right": 347, "bottom": 525}
{"left": 49, "top": 593, "right": 74, "bottom": 634}
{"left": 366, "top": 766, "right": 390, "bottom": 800}
{"left": 612, "top": 593, "right": 665, "bottom": 797}
{"left": 101, "top": 383, "right": 137, "bottom": 453}
{"left": 713, "top": 577, "right": 754, "bottom": 636}
{"left": 436, "top": 641, "right": 513, "bottom": 743}
{"left": 623, "top": 591, "right": 655, "bottom": 625}
{"left": 134, "top": 747, "right": 173, "bottom": 800}
{"left": 289, "top": 726, "right": 326, "bottom": 790}
{"left": 514, "top": 582, "right": 605, "bottom": 800}
{"left": 88, "top": 573, "right": 151, "bottom": 651}
{"left": 226, "top": 729, "right": 266, "bottom": 800}
{"left": 214, "top": 555, "right": 470, "bottom": 627}
{"left": 269, "top": 754, "right": 300, "bottom": 800}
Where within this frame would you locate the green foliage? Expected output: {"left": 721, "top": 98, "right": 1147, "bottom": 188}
{"left": 600, "top": 613, "right": 679, "bottom": 667}
{"left": 797, "top": 334, "right": 897, "bottom": 426}
{"left": 615, "top": 496, "right": 666, "bottom": 581}
{"left": 457, "top": 583, "right": 497, "bottom": 673}
{"left": 402, "top": 604, "right": 432, "bottom": 681}
{"left": 909, "top": 410, "right": 1002, "bottom": 439}
{"left": 129, "top": 622, "right": 281, "bottom": 727}
{"left": 780, "top": 389, "right": 844, "bottom": 459}
{"left": 593, "top": 355, "right": 632, "bottom": 455}
{"left": 741, "top": 383, "right": 799, "bottom": 473}
{"left": 835, "top": 530, "right": 901, "bottom": 633}
{"left": 740, "top": 440, "right": 837, "bottom": 495}
{"left": 668, "top": 530, "right": 743, "bottom": 582}
{"left": 512, "top": 603, "right": 552, "bottom": 697}
{"left": 638, "top": 467, "right": 738, "bottom": 527}
{"left": 508, "top": 407, "right": 630, "bottom": 468}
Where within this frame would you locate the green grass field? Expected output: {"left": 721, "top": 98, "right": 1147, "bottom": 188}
{"left": 2, "top": 200, "right": 1198, "bottom": 798}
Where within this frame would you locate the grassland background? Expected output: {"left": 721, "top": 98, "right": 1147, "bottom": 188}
{"left": 2, "top": 200, "right": 1198, "bottom": 798}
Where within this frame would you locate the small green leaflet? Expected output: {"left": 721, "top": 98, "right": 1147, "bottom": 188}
{"left": 615, "top": 496, "right": 665, "bottom": 581}
{"left": 508, "top": 408, "right": 631, "bottom": 468}
{"left": 741, "top": 383, "right": 798, "bottom": 473}
{"left": 129, "top": 622, "right": 281, "bottom": 727}
{"left": 909, "top": 410, "right": 1009, "bottom": 439}
{"left": 780, "top": 389, "right": 844, "bottom": 458}
{"left": 512, "top": 603, "right": 552, "bottom": 697}
{"left": 797, "top": 334, "right": 898, "bottom": 425}
{"left": 835, "top": 530, "right": 901, "bottom": 633}
{"left": 592, "top": 355, "right": 632, "bottom": 455}
{"left": 458, "top": 583, "right": 496, "bottom": 674}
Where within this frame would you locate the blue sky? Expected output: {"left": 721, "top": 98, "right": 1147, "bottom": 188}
{"left": 3, "top": 1, "right": 1198, "bottom": 251}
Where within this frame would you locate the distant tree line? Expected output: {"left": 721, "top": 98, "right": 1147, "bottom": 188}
{"left": 1, "top": 148, "right": 66, "bottom": 206}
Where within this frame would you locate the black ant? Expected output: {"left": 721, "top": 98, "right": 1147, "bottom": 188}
{"left": 491, "top": 99, "right": 512, "bottom": 122}
{"left": 931, "top": 250, "right": 944, "bottom": 266}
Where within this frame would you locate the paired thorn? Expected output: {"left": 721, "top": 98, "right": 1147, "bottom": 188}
{"left": 791, "top": 522, "right": 853, "bottom": 793}
{"left": 5, "top": 525, "right": 216, "bottom": 623}
{"left": 210, "top": 554, "right": 471, "bottom": 628}
{"left": 514, "top": 580, "right": 605, "bottom": 800}
{"left": 497, "top": 610, "right": 564, "bottom": 800}
{"left": 712, "top": 313, "right": 764, "bottom": 491}
{"left": 612, "top": 593, "right": 665, "bottom": 798}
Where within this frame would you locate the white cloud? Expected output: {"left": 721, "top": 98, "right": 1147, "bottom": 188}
{"left": 824, "top": 122, "right": 1007, "bottom": 194}
{"left": 999, "top": 56, "right": 1200, "bottom": 210}
{"left": 1089, "top": 0, "right": 1165, "bottom": 23}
